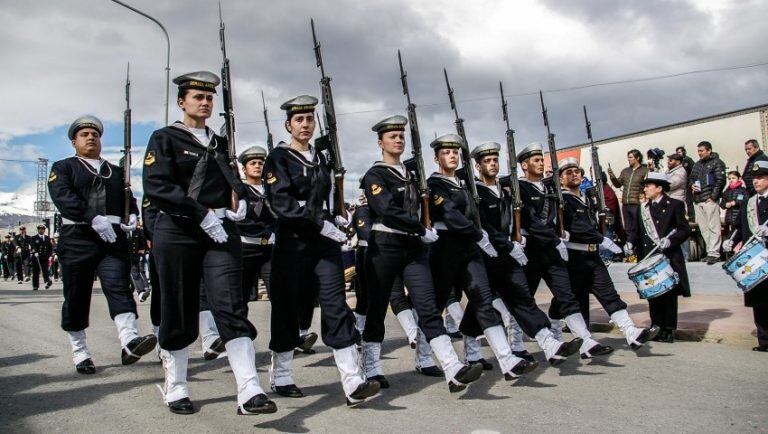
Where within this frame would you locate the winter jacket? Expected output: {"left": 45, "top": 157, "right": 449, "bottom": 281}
{"left": 688, "top": 152, "right": 726, "bottom": 203}
{"left": 741, "top": 150, "right": 768, "bottom": 196}
{"left": 609, "top": 165, "right": 648, "bottom": 205}
{"left": 666, "top": 164, "right": 687, "bottom": 203}
{"left": 719, "top": 181, "right": 748, "bottom": 226}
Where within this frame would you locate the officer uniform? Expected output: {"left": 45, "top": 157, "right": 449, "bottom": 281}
{"left": 263, "top": 95, "right": 377, "bottom": 404}
{"left": 558, "top": 158, "right": 659, "bottom": 349}
{"left": 48, "top": 115, "right": 155, "bottom": 375}
{"left": 361, "top": 118, "right": 481, "bottom": 392}
{"left": 29, "top": 225, "right": 54, "bottom": 290}
{"left": 627, "top": 172, "right": 691, "bottom": 342}
{"left": 428, "top": 133, "right": 536, "bottom": 380}
{"left": 143, "top": 72, "right": 274, "bottom": 415}
{"left": 13, "top": 228, "right": 30, "bottom": 283}
{"left": 517, "top": 142, "right": 611, "bottom": 358}
{"left": 471, "top": 142, "right": 579, "bottom": 365}
{"left": 1, "top": 235, "right": 14, "bottom": 280}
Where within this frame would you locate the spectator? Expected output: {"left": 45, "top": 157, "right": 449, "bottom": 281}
{"left": 689, "top": 141, "right": 727, "bottom": 265}
{"left": 676, "top": 146, "right": 696, "bottom": 220}
{"left": 741, "top": 139, "right": 768, "bottom": 196}
{"left": 720, "top": 171, "right": 747, "bottom": 243}
{"left": 667, "top": 153, "right": 690, "bottom": 260}
{"left": 608, "top": 149, "right": 648, "bottom": 245}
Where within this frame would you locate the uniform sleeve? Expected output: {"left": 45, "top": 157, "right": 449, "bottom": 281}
{"left": 364, "top": 171, "right": 425, "bottom": 236}
{"left": 430, "top": 180, "right": 482, "bottom": 241}
{"left": 519, "top": 185, "right": 560, "bottom": 248}
{"left": 478, "top": 190, "right": 514, "bottom": 254}
{"left": 263, "top": 152, "right": 323, "bottom": 234}
{"left": 48, "top": 161, "right": 100, "bottom": 223}
{"left": 666, "top": 200, "right": 691, "bottom": 249}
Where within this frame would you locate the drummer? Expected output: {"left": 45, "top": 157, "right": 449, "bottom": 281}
{"left": 723, "top": 160, "right": 768, "bottom": 352}
{"left": 624, "top": 172, "right": 691, "bottom": 343}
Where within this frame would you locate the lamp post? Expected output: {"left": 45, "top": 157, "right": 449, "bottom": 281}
{"left": 111, "top": 0, "right": 171, "bottom": 126}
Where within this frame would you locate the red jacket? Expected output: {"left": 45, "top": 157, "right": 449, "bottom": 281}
{"left": 603, "top": 182, "right": 625, "bottom": 241}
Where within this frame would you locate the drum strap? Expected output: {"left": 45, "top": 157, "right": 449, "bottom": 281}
{"left": 640, "top": 203, "right": 661, "bottom": 245}
{"left": 747, "top": 195, "right": 759, "bottom": 235}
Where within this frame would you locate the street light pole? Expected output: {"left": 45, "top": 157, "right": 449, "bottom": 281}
{"left": 111, "top": 0, "right": 171, "bottom": 126}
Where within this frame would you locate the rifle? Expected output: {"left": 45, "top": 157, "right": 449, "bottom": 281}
{"left": 398, "top": 50, "right": 431, "bottom": 228}
{"left": 443, "top": 68, "right": 481, "bottom": 227}
{"left": 261, "top": 90, "right": 273, "bottom": 151}
{"left": 583, "top": 105, "right": 609, "bottom": 234}
{"left": 539, "top": 91, "right": 565, "bottom": 237}
{"left": 122, "top": 63, "right": 132, "bottom": 225}
{"left": 499, "top": 82, "right": 522, "bottom": 243}
{"left": 311, "top": 19, "right": 346, "bottom": 218}
{"left": 218, "top": 2, "right": 238, "bottom": 210}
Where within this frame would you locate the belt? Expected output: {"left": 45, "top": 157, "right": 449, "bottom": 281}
{"left": 62, "top": 215, "right": 121, "bottom": 225}
{"left": 371, "top": 222, "right": 410, "bottom": 236}
{"left": 241, "top": 235, "right": 270, "bottom": 245}
{"left": 565, "top": 241, "right": 599, "bottom": 252}
{"left": 358, "top": 240, "right": 368, "bottom": 247}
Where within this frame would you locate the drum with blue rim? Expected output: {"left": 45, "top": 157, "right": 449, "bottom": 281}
{"left": 628, "top": 253, "right": 679, "bottom": 299}
{"left": 723, "top": 237, "right": 768, "bottom": 293}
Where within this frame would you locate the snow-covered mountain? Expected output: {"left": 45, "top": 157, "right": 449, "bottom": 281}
{"left": 0, "top": 191, "right": 40, "bottom": 228}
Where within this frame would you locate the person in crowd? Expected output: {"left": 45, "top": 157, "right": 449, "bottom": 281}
{"left": 676, "top": 146, "right": 696, "bottom": 221}
{"left": 741, "top": 139, "right": 768, "bottom": 196}
{"left": 720, "top": 171, "right": 747, "bottom": 250}
{"left": 608, "top": 150, "right": 649, "bottom": 247}
{"left": 688, "top": 141, "right": 726, "bottom": 265}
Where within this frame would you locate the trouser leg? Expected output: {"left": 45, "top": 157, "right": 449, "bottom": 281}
{"left": 268, "top": 243, "right": 306, "bottom": 353}
{"left": 363, "top": 238, "right": 402, "bottom": 343}
{"left": 490, "top": 261, "right": 550, "bottom": 340}
{"left": 15, "top": 257, "right": 23, "bottom": 281}
{"left": 59, "top": 238, "right": 99, "bottom": 332}
{"left": 314, "top": 241, "right": 358, "bottom": 349}
{"left": 587, "top": 256, "right": 627, "bottom": 316}
{"left": 96, "top": 247, "right": 137, "bottom": 321}
{"left": 402, "top": 246, "right": 447, "bottom": 342}
{"left": 32, "top": 259, "right": 40, "bottom": 288}
{"left": 148, "top": 251, "right": 161, "bottom": 327}
{"left": 754, "top": 307, "right": 768, "bottom": 347}
{"left": 354, "top": 246, "right": 368, "bottom": 316}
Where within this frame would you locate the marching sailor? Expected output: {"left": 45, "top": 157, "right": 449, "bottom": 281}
{"left": 558, "top": 158, "right": 660, "bottom": 349}
{"left": 13, "top": 226, "right": 31, "bottom": 284}
{"left": 29, "top": 224, "right": 54, "bottom": 290}
{"left": 625, "top": 172, "right": 691, "bottom": 343}
{"left": 471, "top": 142, "right": 581, "bottom": 365}
{"left": 48, "top": 115, "right": 156, "bottom": 375}
{"left": 142, "top": 71, "right": 275, "bottom": 415}
{"left": 361, "top": 117, "right": 483, "bottom": 392}
{"left": 723, "top": 160, "right": 768, "bottom": 352}
{"left": 517, "top": 142, "right": 613, "bottom": 358}
{"left": 350, "top": 192, "right": 371, "bottom": 334}
{"left": 263, "top": 95, "right": 378, "bottom": 405}
{"left": 428, "top": 133, "right": 537, "bottom": 380}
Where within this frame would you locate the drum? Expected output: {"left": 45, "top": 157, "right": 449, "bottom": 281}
{"left": 722, "top": 237, "right": 768, "bottom": 293}
{"left": 628, "top": 253, "right": 679, "bottom": 299}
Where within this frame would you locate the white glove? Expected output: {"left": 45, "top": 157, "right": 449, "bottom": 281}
{"left": 335, "top": 215, "right": 349, "bottom": 227}
{"left": 267, "top": 233, "right": 275, "bottom": 245}
{"left": 555, "top": 240, "right": 569, "bottom": 261}
{"left": 561, "top": 230, "right": 570, "bottom": 242}
{"left": 477, "top": 230, "right": 498, "bottom": 257}
{"left": 722, "top": 239, "right": 734, "bottom": 252}
{"left": 120, "top": 214, "right": 137, "bottom": 232}
{"left": 510, "top": 241, "right": 528, "bottom": 266}
{"left": 658, "top": 238, "right": 671, "bottom": 250}
{"left": 200, "top": 210, "right": 228, "bottom": 243}
{"left": 91, "top": 215, "right": 117, "bottom": 243}
{"left": 421, "top": 228, "right": 439, "bottom": 244}
{"left": 756, "top": 225, "right": 768, "bottom": 238}
{"left": 623, "top": 242, "right": 634, "bottom": 256}
{"left": 600, "top": 237, "right": 622, "bottom": 254}
{"left": 225, "top": 199, "right": 247, "bottom": 222}
{"left": 320, "top": 220, "right": 347, "bottom": 243}
{"left": 519, "top": 235, "right": 527, "bottom": 248}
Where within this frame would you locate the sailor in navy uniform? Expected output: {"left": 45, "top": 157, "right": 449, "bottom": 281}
{"left": 29, "top": 224, "right": 54, "bottom": 290}
{"left": 516, "top": 142, "right": 612, "bottom": 358}
{"left": 471, "top": 142, "right": 581, "bottom": 365}
{"left": 350, "top": 191, "right": 371, "bottom": 334}
{"left": 558, "top": 157, "right": 660, "bottom": 349}
{"left": 428, "top": 133, "right": 538, "bottom": 380}
{"left": 625, "top": 172, "right": 691, "bottom": 343}
{"left": 724, "top": 161, "right": 768, "bottom": 351}
{"left": 13, "top": 226, "right": 31, "bottom": 283}
{"left": 263, "top": 95, "right": 378, "bottom": 405}
{"left": 48, "top": 115, "right": 156, "bottom": 375}
{"left": 142, "top": 72, "right": 275, "bottom": 415}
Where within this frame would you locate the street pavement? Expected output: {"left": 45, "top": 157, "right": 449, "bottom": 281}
{"left": 0, "top": 275, "right": 766, "bottom": 433}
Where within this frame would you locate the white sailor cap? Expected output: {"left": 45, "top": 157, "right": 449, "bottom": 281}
{"left": 372, "top": 115, "right": 407, "bottom": 134}
{"left": 430, "top": 133, "right": 464, "bottom": 150}
{"left": 68, "top": 115, "right": 104, "bottom": 140}
{"left": 516, "top": 142, "right": 543, "bottom": 162}
{"left": 752, "top": 160, "right": 768, "bottom": 176}
{"left": 238, "top": 146, "right": 268, "bottom": 165}
{"left": 173, "top": 71, "right": 220, "bottom": 93}
{"left": 641, "top": 172, "right": 671, "bottom": 191}
{"left": 280, "top": 95, "right": 318, "bottom": 116}
{"left": 470, "top": 142, "right": 501, "bottom": 161}
{"left": 557, "top": 157, "right": 580, "bottom": 175}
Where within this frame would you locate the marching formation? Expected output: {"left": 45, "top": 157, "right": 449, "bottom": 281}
{"left": 42, "top": 17, "right": 766, "bottom": 419}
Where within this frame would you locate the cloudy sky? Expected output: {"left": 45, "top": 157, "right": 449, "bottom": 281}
{"left": 2, "top": 0, "right": 766, "bottom": 207}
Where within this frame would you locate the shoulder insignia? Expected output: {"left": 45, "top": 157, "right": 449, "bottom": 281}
{"left": 371, "top": 184, "right": 382, "bottom": 196}
{"left": 144, "top": 151, "right": 156, "bottom": 166}
{"left": 48, "top": 171, "right": 57, "bottom": 183}
{"left": 357, "top": 219, "right": 365, "bottom": 227}
{"left": 266, "top": 172, "right": 278, "bottom": 185}
{"left": 142, "top": 198, "right": 151, "bottom": 208}
{"left": 433, "top": 194, "right": 444, "bottom": 206}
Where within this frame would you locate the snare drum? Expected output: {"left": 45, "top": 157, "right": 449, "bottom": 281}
{"left": 722, "top": 237, "right": 768, "bottom": 293}
{"left": 628, "top": 253, "right": 679, "bottom": 299}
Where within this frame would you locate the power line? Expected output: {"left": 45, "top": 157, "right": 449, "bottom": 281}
{"left": 238, "top": 58, "right": 768, "bottom": 124}
{"left": 0, "top": 158, "right": 39, "bottom": 163}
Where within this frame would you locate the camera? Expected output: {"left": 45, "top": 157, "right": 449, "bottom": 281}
{"left": 647, "top": 148, "right": 665, "bottom": 170}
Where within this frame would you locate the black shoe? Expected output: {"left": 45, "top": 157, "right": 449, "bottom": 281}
{"left": 512, "top": 350, "right": 536, "bottom": 362}
{"left": 752, "top": 345, "right": 768, "bottom": 352}
{"left": 705, "top": 256, "right": 720, "bottom": 265}
{"left": 168, "top": 397, "right": 195, "bottom": 415}
{"left": 17, "top": 281, "right": 22, "bottom": 284}
{"left": 367, "top": 374, "right": 389, "bottom": 389}
{"left": 24, "top": 277, "right": 29, "bottom": 282}
{"left": 548, "top": 339, "right": 581, "bottom": 366}
{"left": 45, "top": 281, "right": 52, "bottom": 289}
{"left": 469, "top": 358, "right": 493, "bottom": 371}
{"left": 271, "top": 383, "right": 304, "bottom": 398}
{"left": 203, "top": 338, "right": 226, "bottom": 361}
{"left": 447, "top": 331, "right": 462, "bottom": 339}
{"left": 75, "top": 358, "right": 96, "bottom": 375}
{"left": 348, "top": 380, "right": 381, "bottom": 402}
{"left": 580, "top": 343, "right": 615, "bottom": 359}
{"left": 449, "top": 363, "right": 483, "bottom": 393}
{"left": 297, "top": 332, "right": 318, "bottom": 352}
{"left": 657, "top": 329, "right": 675, "bottom": 343}
{"left": 238, "top": 393, "right": 277, "bottom": 415}
{"left": 121, "top": 334, "right": 158, "bottom": 365}
{"left": 631, "top": 325, "right": 661, "bottom": 350}
{"left": 416, "top": 365, "right": 444, "bottom": 377}
{"left": 505, "top": 359, "right": 539, "bottom": 380}
{"left": 32, "top": 287, "right": 38, "bottom": 291}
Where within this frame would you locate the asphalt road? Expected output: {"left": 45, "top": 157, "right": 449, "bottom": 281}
{"left": 0, "top": 281, "right": 766, "bottom": 433}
